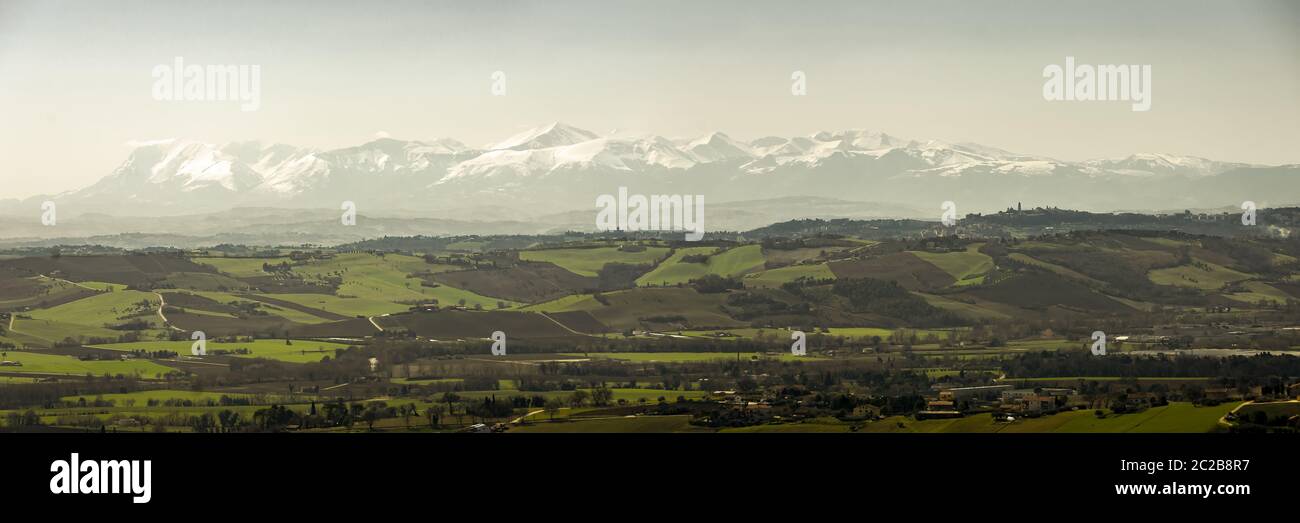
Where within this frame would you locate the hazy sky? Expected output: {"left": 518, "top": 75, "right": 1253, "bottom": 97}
{"left": 1, "top": 0, "right": 1297, "bottom": 198}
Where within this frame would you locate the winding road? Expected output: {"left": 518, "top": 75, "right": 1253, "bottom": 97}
{"left": 154, "top": 292, "right": 185, "bottom": 332}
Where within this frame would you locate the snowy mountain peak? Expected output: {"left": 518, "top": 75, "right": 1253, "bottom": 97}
{"left": 686, "top": 131, "right": 752, "bottom": 162}
{"left": 1083, "top": 153, "right": 1249, "bottom": 177}
{"left": 490, "top": 122, "right": 599, "bottom": 151}
{"left": 31, "top": 125, "right": 1280, "bottom": 219}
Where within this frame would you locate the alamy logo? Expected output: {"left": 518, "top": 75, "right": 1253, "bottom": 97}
{"left": 1241, "top": 201, "right": 1257, "bottom": 226}
{"left": 50, "top": 453, "right": 152, "bottom": 504}
{"left": 790, "top": 330, "right": 807, "bottom": 356}
{"left": 190, "top": 331, "right": 206, "bottom": 356}
{"left": 1091, "top": 330, "right": 1107, "bottom": 356}
{"left": 940, "top": 201, "right": 958, "bottom": 227}
{"left": 491, "top": 71, "right": 507, "bottom": 96}
{"left": 151, "top": 56, "right": 261, "bottom": 112}
{"left": 341, "top": 201, "right": 357, "bottom": 226}
{"left": 490, "top": 331, "right": 507, "bottom": 356}
{"left": 596, "top": 187, "right": 705, "bottom": 241}
{"left": 40, "top": 201, "right": 56, "bottom": 226}
{"left": 791, "top": 71, "right": 807, "bottom": 96}
{"left": 1043, "top": 57, "right": 1151, "bottom": 112}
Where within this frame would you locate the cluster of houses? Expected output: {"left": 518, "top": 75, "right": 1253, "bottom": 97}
{"left": 1106, "top": 322, "right": 1300, "bottom": 351}
{"left": 921, "top": 384, "right": 1086, "bottom": 420}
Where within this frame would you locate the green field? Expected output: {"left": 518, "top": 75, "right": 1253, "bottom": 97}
{"left": 721, "top": 417, "right": 856, "bottom": 433}
{"left": 1148, "top": 260, "right": 1252, "bottom": 290}
{"left": 0, "top": 351, "right": 177, "bottom": 377}
{"left": 390, "top": 377, "right": 464, "bottom": 386}
{"left": 0, "top": 376, "right": 39, "bottom": 384}
{"left": 761, "top": 403, "right": 1223, "bottom": 433}
{"left": 521, "top": 246, "right": 670, "bottom": 277}
{"left": 1004, "top": 376, "right": 1214, "bottom": 382}
{"left": 174, "top": 291, "right": 336, "bottom": 324}
{"left": 825, "top": 327, "right": 961, "bottom": 341}
{"left": 510, "top": 414, "right": 698, "bottom": 433}
{"left": 255, "top": 293, "right": 408, "bottom": 318}
{"left": 917, "top": 293, "right": 1013, "bottom": 321}
{"left": 517, "top": 293, "right": 601, "bottom": 313}
{"left": 674, "top": 326, "right": 960, "bottom": 344}
{"left": 27, "top": 289, "right": 160, "bottom": 328}
{"left": 58, "top": 389, "right": 268, "bottom": 404}
{"left": 636, "top": 245, "right": 764, "bottom": 286}
{"left": 10, "top": 317, "right": 126, "bottom": 344}
{"left": 911, "top": 244, "right": 993, "bottom": 286}
{"left": 570, "top": 351, "right": 817, "bottom": 362}
{"left": 853, "top": 402, "right": 1239, "bottom": 433}
{"left": 1224, "top": 281, "right": 1292, "bottom": 305}
{"left": 90, "top": 339, "right": 353, "bottom": 363}
{"left": 74, "top": 281, "right": 130, "bottom": 292}
{"left": 292, "top": 252, "right": 511, "bottom": 310}
{"left": 0, "top": 277, "right": 96, "bottom": 311}
{"left": 743, "top": 263, "right": 834, "bottom": 288}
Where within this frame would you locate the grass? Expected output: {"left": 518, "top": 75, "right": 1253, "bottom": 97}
{"left": 177, "top": 291, "right": 337, "bottom": 324}
{"left": 390, "top": 377, "right": 464, "bottom": 385}
{"left": 0, "top": 327, "right": 51, "bottom": 349}
{"left": 0, "top": 351, "right": 177, "bottom": 377}
{"left": 674, "top": 326, "right": 962, "bottom": 344}
{"left": 825, "top": 327, "right": 960, "bottom": 341}
{"left": 1224, "top": 281, "right": 1292, "bottom": 305}
{"left": 0, "top": 376, "right": 40, "bottom": 384}
{"left": 452, "top": 388, "right": 708, "bottom": 403}
{"left": 916, "top": 292, "right": 1012, "bottom": 321}
{"left": 26, "top": 290, "right": 159, "bottom": 329}
{"left": 256, "top": 293, "right": 409, "bottom": 318}
{"left": 509, "top": 414, "right": 697, "bottom": 433}
{"left": 517, "top": 293, "right": 601, "bottom": 312}
{"left": 910, "top": 244, "right": 993, "bottom": 286}
{"left": 10, "top": 318, "right": 126, "bottom": 344}
{"left": 856, "top": 402, "right": 1239, "bottom": 433}
{"left": 636, "top": 245, "right": 764, "bottom": 286}
{"left": 419, "top": 284, "right": 517, "bottom": 310}
{"left": 0, "top": 278, "right": 98, "bottom": 310}
{"left": 58, "top": 389, "right": 266, "bottom": 404}
{"left": 570, "top": 351, "right": 817, "bottom": 363}
{"left": 75, "top": 281, "right": 130, "bottom": 292}
{"left": 1148, "top": 260, "right": 1252, "bottom": 290}
{"left": 292, "top": 252, "right": 512, "bottom": 309}
{"left": 1, "top": 402, "right": 318, "bottom": 429}
{"left": 521, "top": 246, "right": 670, "bottom": 277}
{"left": 1003, "top": 339, "right": 1079, "bottom": 350}
{"left": 1004, "top": 376, "right": 1214, "bottom": 382}
{"left": 743, "top": 263, "right": 834, "bottom": 288}
{"left": 722, "top": 417, "right": 855, "bottom": 433}
{"left": 89, "top": 339, "right": 354, "bottom": 363}
{"left": 1140, "top": 237, "right": 1196, "bottom": 249}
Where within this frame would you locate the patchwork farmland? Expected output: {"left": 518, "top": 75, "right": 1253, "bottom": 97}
{"left": 3, "top": 221, "right": 1300, "bottom": 434}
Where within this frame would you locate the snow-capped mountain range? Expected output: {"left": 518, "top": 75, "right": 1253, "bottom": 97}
{"left": 4, "top": 123, "right": 1296, "bottom": 223}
